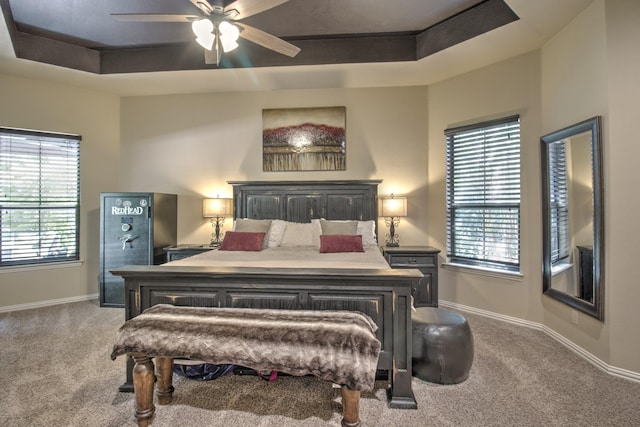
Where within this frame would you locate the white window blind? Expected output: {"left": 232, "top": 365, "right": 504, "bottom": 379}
{"left": 548, "top": 141, "right": 570, "bottom": 263}
{"left": 0, "top": 128, "right": 80, "bottom": 267}
{"left": 445, "top": 116, "right": 521, "bottom": 272}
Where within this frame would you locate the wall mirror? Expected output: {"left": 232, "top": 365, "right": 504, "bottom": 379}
{"left": 541, "top": 116, "right": 604, "bottom": 320}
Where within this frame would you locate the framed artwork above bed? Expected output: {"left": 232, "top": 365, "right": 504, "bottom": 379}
{"left": 262, "top": 106, "right": 346, "bottom": 172}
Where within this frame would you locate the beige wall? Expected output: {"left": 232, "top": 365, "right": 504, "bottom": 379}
{"left": 540, "top": 0, "right": 610, "bottom": 363}
{"left": 119, "top": 87, "right": 431, "bottom": 246}
{"left": 539, "top": 0, "right": 640, "bottom": 376}
{"left": 603, "top": 0, "right": 640, "bottom": 374}
{"left": 426, "top": 50, "right": 543, "bottom": 321}
{"left": 0, "top": 73, "right": 120, "bottom": 307}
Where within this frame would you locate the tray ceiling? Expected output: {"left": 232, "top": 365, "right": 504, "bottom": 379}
{"left": 0, "top": 0, "right": 519, "bottom": 74}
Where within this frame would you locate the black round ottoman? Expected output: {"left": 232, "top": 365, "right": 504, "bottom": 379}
{"left": 411, "top": 307, "right": 474, "bottom": 384}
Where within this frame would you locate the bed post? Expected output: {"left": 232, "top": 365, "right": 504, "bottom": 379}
{"left": 387, "top": 290, "right": 417, "bottom": 409}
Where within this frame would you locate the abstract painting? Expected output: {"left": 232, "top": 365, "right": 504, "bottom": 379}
{"left": 262, "top": 106, "right": 346, "bottom": 171}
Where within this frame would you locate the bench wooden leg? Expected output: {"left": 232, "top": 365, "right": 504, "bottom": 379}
{"left": 341, "top": 386, "right": 361, "bottom": 427}
{"left": 131, "top": 354, "right": 155, "bottom": 427}
{"left": 155, "top": 357, "right": 175, "bottom": 405}
{"left": 130, "top": 354, "right": 361, "bottom": 426}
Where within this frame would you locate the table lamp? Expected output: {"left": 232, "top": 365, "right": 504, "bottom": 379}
{"left": 380, "top": 194, "right": 407, "bottom": 247}
{"left": 203, "top": 197, "right": 233, "bottom": 246}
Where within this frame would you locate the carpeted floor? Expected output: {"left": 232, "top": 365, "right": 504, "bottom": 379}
{"left": 1, "top": 300, "right": 639, "bottom": 426}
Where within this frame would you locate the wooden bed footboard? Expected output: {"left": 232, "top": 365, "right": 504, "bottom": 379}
{"left": 111, "top": 265, "right": 422, "bottom": 409}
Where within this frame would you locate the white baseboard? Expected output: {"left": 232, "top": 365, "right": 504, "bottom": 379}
{"left": 0, "top": 293, "right": 99, "bottom": 313}
{"left": 439, "top": 300, "right": 640, "bottom": 384}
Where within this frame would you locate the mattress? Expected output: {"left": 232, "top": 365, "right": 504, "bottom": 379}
{"left": 164, "top": 246, "right": 391, "bottom": 270}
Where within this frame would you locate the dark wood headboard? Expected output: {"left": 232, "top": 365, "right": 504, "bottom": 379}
{"left": 229, "top": 180, "right": 381, "bottom": 225}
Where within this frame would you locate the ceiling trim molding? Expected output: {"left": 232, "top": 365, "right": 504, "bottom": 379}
{"left": 417, "top": 0, "right": 520, "bottom": 59}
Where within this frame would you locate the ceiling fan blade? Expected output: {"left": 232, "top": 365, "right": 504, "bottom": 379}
{"left": 225, "top": 0, "right": 291, "bottom": 20}
{"left": 112, "top": 14, "right": 199, "bottom": 23}
{"left": 236, "top": 23, "right": 300, "bottom": 58}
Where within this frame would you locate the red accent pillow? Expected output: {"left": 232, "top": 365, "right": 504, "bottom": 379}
{"left": 319, "top": 235, "right": 365, "bottom": 253}
{"left": 219, "top": 231, "right": 266, "bottom": 251}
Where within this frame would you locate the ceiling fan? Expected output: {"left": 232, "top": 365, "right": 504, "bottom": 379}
{"left": 112, "top": 0, "right": 301, "bottom": 65}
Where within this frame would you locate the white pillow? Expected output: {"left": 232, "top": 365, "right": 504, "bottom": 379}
{"left": 357, "top": 220, "right": 378, "bottom": 246}
{"left": 280, "top": 221, "right": 321, "bottom": 247}
{"left": 266, "top": 220, "right": 288, "bottom": 248}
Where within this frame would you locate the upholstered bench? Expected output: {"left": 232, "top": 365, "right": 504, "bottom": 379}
{"left": 411, "top": 307, "right": 474, "bottom": 384}
{"left": 111, "top": 304, "right": 381, "bottom": 427}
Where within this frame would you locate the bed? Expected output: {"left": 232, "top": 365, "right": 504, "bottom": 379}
{"left": 111, "top": 180, "right": 421, "bottom": 409}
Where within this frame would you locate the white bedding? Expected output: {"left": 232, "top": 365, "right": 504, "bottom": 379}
{"left": 164, "top": 246, "right": 390, "bottom": 270}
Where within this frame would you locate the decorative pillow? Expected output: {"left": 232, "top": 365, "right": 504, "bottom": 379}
{"left": 320, "top": 219, "right": 358, "bottom": 235}
{"left": 266, "top": 220, "right": 288, "bottom": 248}
{"left": 356, "top": 220, "right": 378, "bottom": 246}
{"left": 318, "top": 219, "right": 377, "bottom": 246}
{"left": 280, "top": 221, "right": 321, "bottom": 247}
{"left": 319, "top": 235, "right": 365, "bottom": 253}
{"left": 234, "top": 219, "right": 272, "bottom": 248}
{"left": 219, "top": 231, "right": 266, "bottom": 252}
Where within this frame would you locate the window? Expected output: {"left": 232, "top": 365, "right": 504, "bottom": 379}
{"left": 547, "top": 141, "right": 570, "bottom": 264}
{"left": 0, "top": 128, "right": 80, "bottom": 267}
{"left": 445, "top": 116, "right": 521, "bottom": 272}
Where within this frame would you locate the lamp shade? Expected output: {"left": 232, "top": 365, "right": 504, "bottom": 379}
{"left": 380, "top": 196, "right": 407, "bottom": 217}
{"left": 203, "top": 198, "right": 233, "bottom": 217}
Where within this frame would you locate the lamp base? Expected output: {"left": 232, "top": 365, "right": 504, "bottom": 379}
{"left": 385, "top": 242, "right": 400, "bottom": 247}
{"left": 384, "top": 216, "right": 401, "bottom": 248}
{"left": 209, "top": 216, "right": 226, "bottom": 247}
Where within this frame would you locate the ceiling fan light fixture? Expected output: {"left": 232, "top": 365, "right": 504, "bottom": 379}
{"left": 219, "top": 21, "right": 240, "bottom": 39}
{"left": 192, "top": 18, "right": 213, "bottom": 38}
{"left": 192, "top": 18, "right": 215, "bottom": 51}
{"left": 196, "top": 33, "right": 216, "bottom": 51}
{"left": 220, "top": 37, "right": 238, "bottom": 53}
{"left": 219, "top": 21, "right": 240, "bottom": 53}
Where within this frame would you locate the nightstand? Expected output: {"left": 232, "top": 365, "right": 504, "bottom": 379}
{"left": 382, "top": 246, "right": 441, "bottom": 307}
{"left": 163, "top": 244, "right": 216, "bottom": 262}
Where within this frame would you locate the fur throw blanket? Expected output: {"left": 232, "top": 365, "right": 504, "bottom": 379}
{"left": 111, "top": 304, "right": 381, "bottom": 391}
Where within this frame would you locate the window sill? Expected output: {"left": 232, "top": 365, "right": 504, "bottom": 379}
{"left": 551, "top": 262, "right": 573, "bottom": 276}
{"left": 441, "top": 262, "right": 523, "bottom": 282}
{"left": 0, "top": 260, "right": 83, "bottom": 274}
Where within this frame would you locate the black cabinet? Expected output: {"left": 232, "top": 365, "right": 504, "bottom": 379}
{"left": 382, "top": 246, "right": 440, "bottom": 307}
{"left": 99, "top": 192, "right": 177, "bottom": 307}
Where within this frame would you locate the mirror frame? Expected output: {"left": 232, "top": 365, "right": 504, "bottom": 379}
{"left": 541, "top": 116, "right": 604, "bottom": 321}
